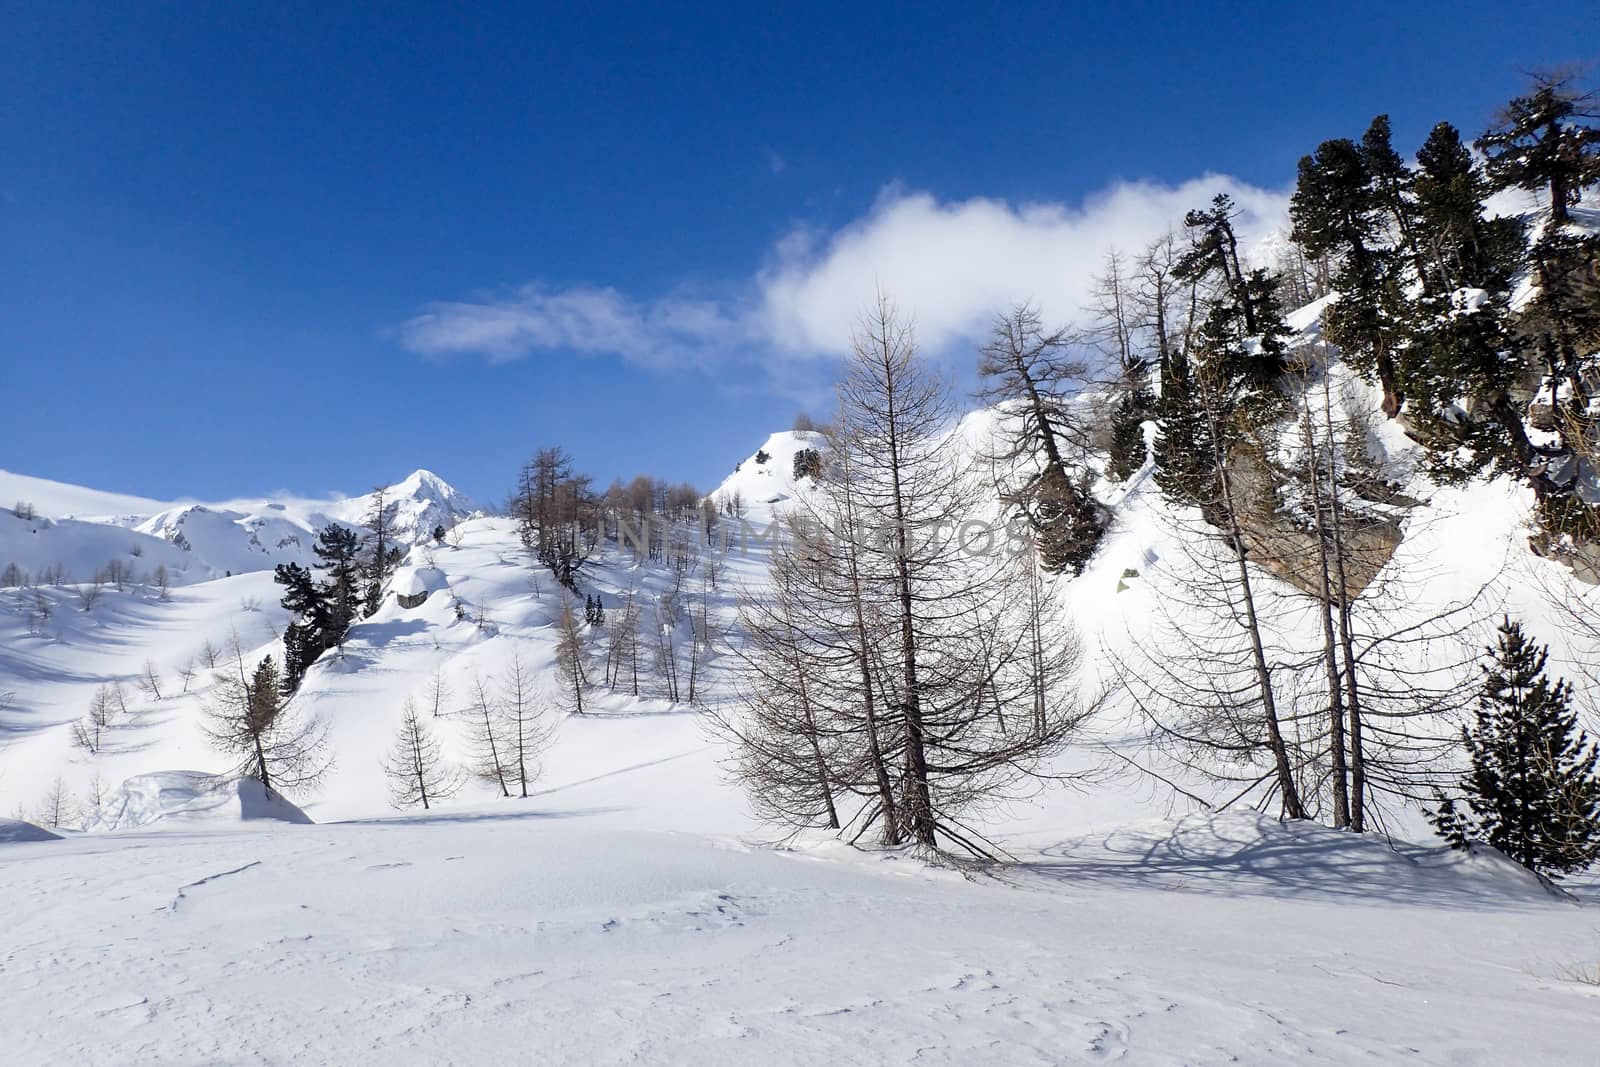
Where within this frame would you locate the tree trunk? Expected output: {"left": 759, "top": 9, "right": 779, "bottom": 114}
{"left": 1322, "top": 377, "right": 1367, "bottom": 831}
{"left": 1207, "top": 404, "right": 1306, "bottom": 820}
{"left": 1302, "top": 407, "right": 1350, "bottom": 827}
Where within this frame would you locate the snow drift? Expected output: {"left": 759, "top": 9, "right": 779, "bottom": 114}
{"left": 85, "top": 771, "right": 314, "bottom": 832}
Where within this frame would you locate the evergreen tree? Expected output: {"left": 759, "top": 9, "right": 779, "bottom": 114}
{"left": 1359, "top": 114, "right": 1426, "bottom": 278}
{"left": 273, "top": 562, "right": 328, "bottom": 690}
{"left": 1153, "top": 345, "right": 1216, "bottom": 502}
{"left": 975, "top": 304, "right": 1107, "bottom": 575}
{"left": 313, "top": 524, "right": 362, "bottom": 640}
{"left": 1413, "top": 122, "right": 1524, "bottom": 292}
{"left": 1174, "top": 194, "right": 1258, "bottom": 334}
{"left": 1477, "top": 73, "right": 1600, "bottom": 226}
{"left": 273, "top": 525, "right": 363, "bottom": 691}
{"left": 1290, "top": 135, "right": 1406, "bottom": 415}
{"left": 1431, "top": 619, "right": 1600, "bottom": 879}
{"left": 1400, "top": 287, "right": 1540, "bottom": 485}
{"left": 1107, "top": 387, "right": 1152, "bottom": 482}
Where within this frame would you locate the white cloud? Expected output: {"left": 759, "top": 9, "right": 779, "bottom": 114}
{"left": 756, "top": 176, "right": 1289, "bottom": 357}
{"left": 400, "top": 284, "right": 746, "bottom": 371}
{"left": 397, "top": 174, "right": 1290, "bottom": 382}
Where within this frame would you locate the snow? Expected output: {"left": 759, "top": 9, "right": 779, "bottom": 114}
{"left": 391, "top": 563, "right": 449, "bottom": 600}
{"left": 0, "top": 467, "right": 171, "bottom": 522}
{"left": 2, "top": 807, "right": 1596, "bottom": 1064}
{"left": 712, "top": 429, "right": 825, "bottom": 511}
{"left": 0, "top": 818, "right": 61, "bottom": 844}
{"left": 84, "top": 771, "right": 314, "bottom": 832}
{"left": 3, "top": 415, "right": 1600, "bottom": 1060}
{"left": 0, "top": 468, "right": 480, "bottom": 588}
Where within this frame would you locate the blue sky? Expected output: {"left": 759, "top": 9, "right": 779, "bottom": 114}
{"left": 0, "top": 2, "right": 1582, "bottom": 505}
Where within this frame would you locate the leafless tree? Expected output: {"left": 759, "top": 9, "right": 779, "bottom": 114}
{"left": 653, "top": 596, "right": 681, "bottom": 702}
{"left": 383, "top": 698, "right": 463, "bottom": 810}
{"left": 554, "top": 598, "right": 590, "bottom": 713}
{"left": 36, "top": 776, "right": 75, "bottom": 829}
{"left": 362, "top": 485, "right": 403, "bottom": 617}
{"left": 71, "top": 684, "right": 117, "bottom": 754}
{"left": 685, "top": 576, "right": 716, "bottom": 706}
{"left": 77, "top": 570, "right": 106, "bottom": 611}
{"left": 178, "top": 658, "right": 197, "bottom": 694}
{"left": 137, "top": 660, "right": 163, "bottom": 702}
{"left": 719, "top": 294, "right": 1091, "bottom": 854}
{"left": 607, "top": 585, "right": 643, "bottom": 695}
{"left": 1116, "top": 375, "right": 1308, "bottom": 819}
{"left": 201, "top": 641, "right": 330, "bottom": 796}
{"left": 424, "top": 667, "right": 452, "bottom": 719}
{"left": 83, "top": 773, "right": 109, "bottom": 827}
{"left": 466, "top": 674, "right": 511, "bottom": 797}
{"left": 498, "top": 647, "right": 556, "bottom": 797}
{"left": 104, "top": 557, "right": 132, "bottom": 593}
{"left": 26, "top": 586, "right": 50, "bottom": 634}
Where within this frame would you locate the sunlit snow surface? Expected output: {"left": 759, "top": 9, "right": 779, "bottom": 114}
{"left": 4, "top": 430, "right": 1600, "bottom": 1062}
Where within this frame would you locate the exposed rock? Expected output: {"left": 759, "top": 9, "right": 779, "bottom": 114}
{"left": 1226, "top": 446, "right": 1403, "bottom": 602}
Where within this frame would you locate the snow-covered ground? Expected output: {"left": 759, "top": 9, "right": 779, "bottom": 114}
{"left": 5, "top": 807, "right": 1597, "bottom": 1065}
{"left": 4, "top": 427, "right": 1600, "bottom": 1063}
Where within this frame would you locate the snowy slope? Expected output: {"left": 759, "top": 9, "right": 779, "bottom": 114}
{"left": 3, "top": 407, "right": 1600, "bottom": 1062}
{"left": 0, "top": 467, "right": 171, "bottom": 522}
{"left": 711, "top": 429, "right": 825, "bottom": 514}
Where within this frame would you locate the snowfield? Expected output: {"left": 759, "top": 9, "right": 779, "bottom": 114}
{"left": 5, "top": 810, "right": 1598, "bottom": 1065}
{"left": 3, "top": 433, "right": 1600, "bottom": 1063}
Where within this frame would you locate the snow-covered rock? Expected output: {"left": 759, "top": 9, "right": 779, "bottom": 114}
{"left": 391, "top": 563, "right": 449, "bottom": 607}
{"left": 85, "top": 772, "right": 314, "bottom": 832}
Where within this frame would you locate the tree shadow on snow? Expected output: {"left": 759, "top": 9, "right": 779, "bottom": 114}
{"left": 329, "top": 804, "right": 626, "bottom": 829}
{"left": 1011, "top": 813, "right": 1569, "bottom": 913}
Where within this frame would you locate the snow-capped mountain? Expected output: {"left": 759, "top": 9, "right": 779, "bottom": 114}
{"left": 0, "top": 469, "right": 482, "bottom": 587}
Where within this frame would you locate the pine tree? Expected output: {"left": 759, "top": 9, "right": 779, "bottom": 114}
{"left": 1413, "top": 122, "right": 1524, "bottom": 292}
{"left": 1174, "top": 194, "right": 1258, "bottom": 334}
{"left": 1290, "top": 135, "right": 1406, "bottom": 415}
{"left": 975, "top": 304, "right": 1106, "bottom": 575}
{"left": 1431, "top": 619, "right": 1600, "bottom": 879}
{"left": 1107, "top": 387, "right": 1152, "bottom": 482}
{"left": 1477, "top": 73, "right": 1600, "bottom": 226}
{"left": 1359, "top": 115, "right": 1428, "bottom": 279}
{"left": 1153, "top": 346, "right": 1215, "bottom": 502}
{"left": 312, "top": 524, "right": 362, "bottom": 641}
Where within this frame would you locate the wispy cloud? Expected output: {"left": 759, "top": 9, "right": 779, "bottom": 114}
{"left": 397, "top": 174, "right": 1290, "bottom": 391}
{"left": 400, "top": 284, "right": 747, "bottom": 372}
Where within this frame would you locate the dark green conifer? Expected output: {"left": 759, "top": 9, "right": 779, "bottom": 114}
{"left": 1432, "top": 619, "right": 1600, "bottom": 879}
